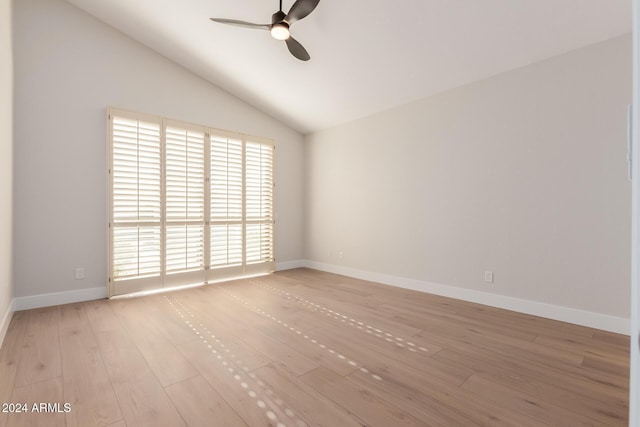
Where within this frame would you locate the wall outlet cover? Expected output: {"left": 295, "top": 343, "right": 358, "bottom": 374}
{"left": 484, "top": 271, "right": 494, "bottom": 283}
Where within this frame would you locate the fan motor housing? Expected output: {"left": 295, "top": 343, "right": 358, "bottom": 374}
{"left": 272, "top": 10, "right": 287, "bottom": 24}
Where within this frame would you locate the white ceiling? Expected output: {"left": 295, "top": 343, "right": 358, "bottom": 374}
{"left": 64, "top": 0, "right": 631, "bottom": 134}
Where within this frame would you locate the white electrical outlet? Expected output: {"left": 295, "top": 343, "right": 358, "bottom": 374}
{"left": 339, "top": 251, "right": 344, "bottom": 259}
{"left": 484, "top": 271, "right": 494, "bottom": 283}
{"left": 75, "top": 267, "right": 85, "bottom": 280}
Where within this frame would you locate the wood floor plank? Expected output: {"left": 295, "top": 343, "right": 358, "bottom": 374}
{"left": 0, "top": 313, "right": 28, "bottom": 427}
{"left": 248, "top": 278, "right": 430, "bottom": 346}
{"left": 378, "top": 302, "right": 540, "bottom": 342}
{"left": 110, "top": 298, "right": 198, "bottom": 387}
{"left": 592, "top": 330, "right": 630, "bottom": 348}
{"left": 427, "top": 321, "right": 585, "bottom": 367}
{"left": 0, "top": 313, "right": 26, "bottom": 361}
{"left": 110, "top": 371, "right": 186, "bottom": 427}
{"left": 180, "top": 289, "right": 319, "bottom": 377}
{"left": 432, "top": 347, "right": 628, "bottom": 414}
{"left": 300, "top": 366, "right": 425, "bottom": 427}
{"left": 124, "top": 296, "right": 200, "bottom": 347}
{"left": 307, "top": 325, "right": 472, "bottom": 386}
{"left": 14, "top": 308, "right": 61, "bottom": 388}
{"left": 461, "top": 373, "right": 619, "bottom": 426}
{"left": 211, "top": 284, "right": 456, "bottom": 383}
{"left": 133, "top": 338, "right": 198, "bottom": 388}
{"left": 94, "top": 330, "right": 151, "bottom": 385}
{"left": 165, "top": 376, "right": 247, "bottom": 427}
{"left": 349, "top": 358, "right": 544, "bottom": 426}
{"left": 7, "top": 377, "right": 66, "bottom": 427}
{"left": 95, "top": 329, "right": 185, "bottom": 427}
{"left": 225, "top": 292, "right": 321, "bottom": 334}
{"left": 202, "top": 289, "right": 373, "bottom": 377}
{"left": 450, "top": 304, "right": 596, "bottom": 341}
{"left": 582, "top": 353, "right": 630, "bottom": 378}
{"left": 420, "top": 329, "right": 629, "bottom": 396}
{"left": 58, "top": 303, "right": 123, "bottom": 427}
{"left": 534, "top": 333, "right": 630, "bottom": 363}
{"left": 343, "top": 363, "right": 479, "bottom": 427}
{"left": 463, "top": 370, "right": 627, "bottom": 426}
{"left": 83, "top": 299, "right": 121, "bottom": 334}
{"left": 252, "top": 363, "right": 365, "bottom": 427}
{"left": 161, "top": 293, "right": 273, "bottom": 372}
{"left": 177, "top": 339, "right": 292, "bottom": 427}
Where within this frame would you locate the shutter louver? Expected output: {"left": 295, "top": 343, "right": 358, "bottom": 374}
{"left": 210, "top": 224, "right": 243, "bottom": 267}
{"left": 111, "top": 116, "right": 161, "bottom": 281}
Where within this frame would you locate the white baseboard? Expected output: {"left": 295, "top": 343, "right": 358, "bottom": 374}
{"left": 276, "top": 259, "right": 307, "bottom": 271}
{"left": 0, "top": 299, "right": 14, "bottom": 349}
{"left": 301, "top": 260, "right": 630, "bottom": 335}
{"left": 13, "top": 287, "right": 107, "bottom": 311}
{"left": 8, "top": 263, "right": 630, "bottom": 335}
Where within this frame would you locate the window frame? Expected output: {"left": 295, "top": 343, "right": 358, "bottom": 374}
{"left": 107, "top": 107, "right": 275, "bottom": 297}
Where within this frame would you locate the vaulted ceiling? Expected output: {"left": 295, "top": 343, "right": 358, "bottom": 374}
{"left": 64, "top": 0, "right": 631, "bottom": 134}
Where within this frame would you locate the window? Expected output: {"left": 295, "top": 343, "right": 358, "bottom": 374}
{"left": 108, "top": 108, "right": 274, "bottom": 296}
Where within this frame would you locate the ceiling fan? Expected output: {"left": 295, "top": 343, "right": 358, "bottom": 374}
{"left": 210, "top": 0, "right": 320, "bottom": 61}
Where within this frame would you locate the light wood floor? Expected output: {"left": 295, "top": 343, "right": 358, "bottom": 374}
{"left": 0, "top": 268, "right": 630, "bottom": 426}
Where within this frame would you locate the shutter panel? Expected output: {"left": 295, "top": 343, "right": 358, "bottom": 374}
{"left": 210, "top": 224, "right": 243, "bottom": 267}
{"left": 210, "top": 133, "right": 244, "bottom": 274}
{"left": 112, "top": 117, "right": 162, "bottom": 223}
{"left": 210, "top": 135, "right": 243, "bottom": 222}
{"left": 165, "top": 125, "right": 206, "bottom": 285}
{"left": 110, "top": 113, "right": 162, "bottom": 293}
{"left": 112, "top": 227, "right": 161, "bottom": 279}
{"left": 245, "top": 141, "right": 274, "bottom": 269}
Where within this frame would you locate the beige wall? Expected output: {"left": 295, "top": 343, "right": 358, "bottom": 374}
{"left": 0, "top": 0, "right": 14, "bottom": 336}
{"left": 305, "top": 35, "right": 632, "bottom": 321}
{"left": 12, "top": 0, "right": 305, "bottom": 298}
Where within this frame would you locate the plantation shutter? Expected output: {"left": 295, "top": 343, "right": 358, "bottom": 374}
{"left": 165, "top": 122, "right": 207, "bottom": 287}
{"left": 209, "top": 131, "right": 244, "bottom": 280}
{"left": 109, "top": 111, "right": 162, "bottom": 295}
{"left": 245, "top": 140, "right": 275, "bottom": 274}
{"left": 109, "top": 108, "right": 275, "bottom": 296}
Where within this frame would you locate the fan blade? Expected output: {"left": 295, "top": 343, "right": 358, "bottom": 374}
{"left": 285, "top": 36, "right": 310, "bottom": 61}
{"left": 210, "top": 18, "right": 270, "bottom": 30}
{"left": 284, "top": 0, "right": 320, "bottom": 24}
